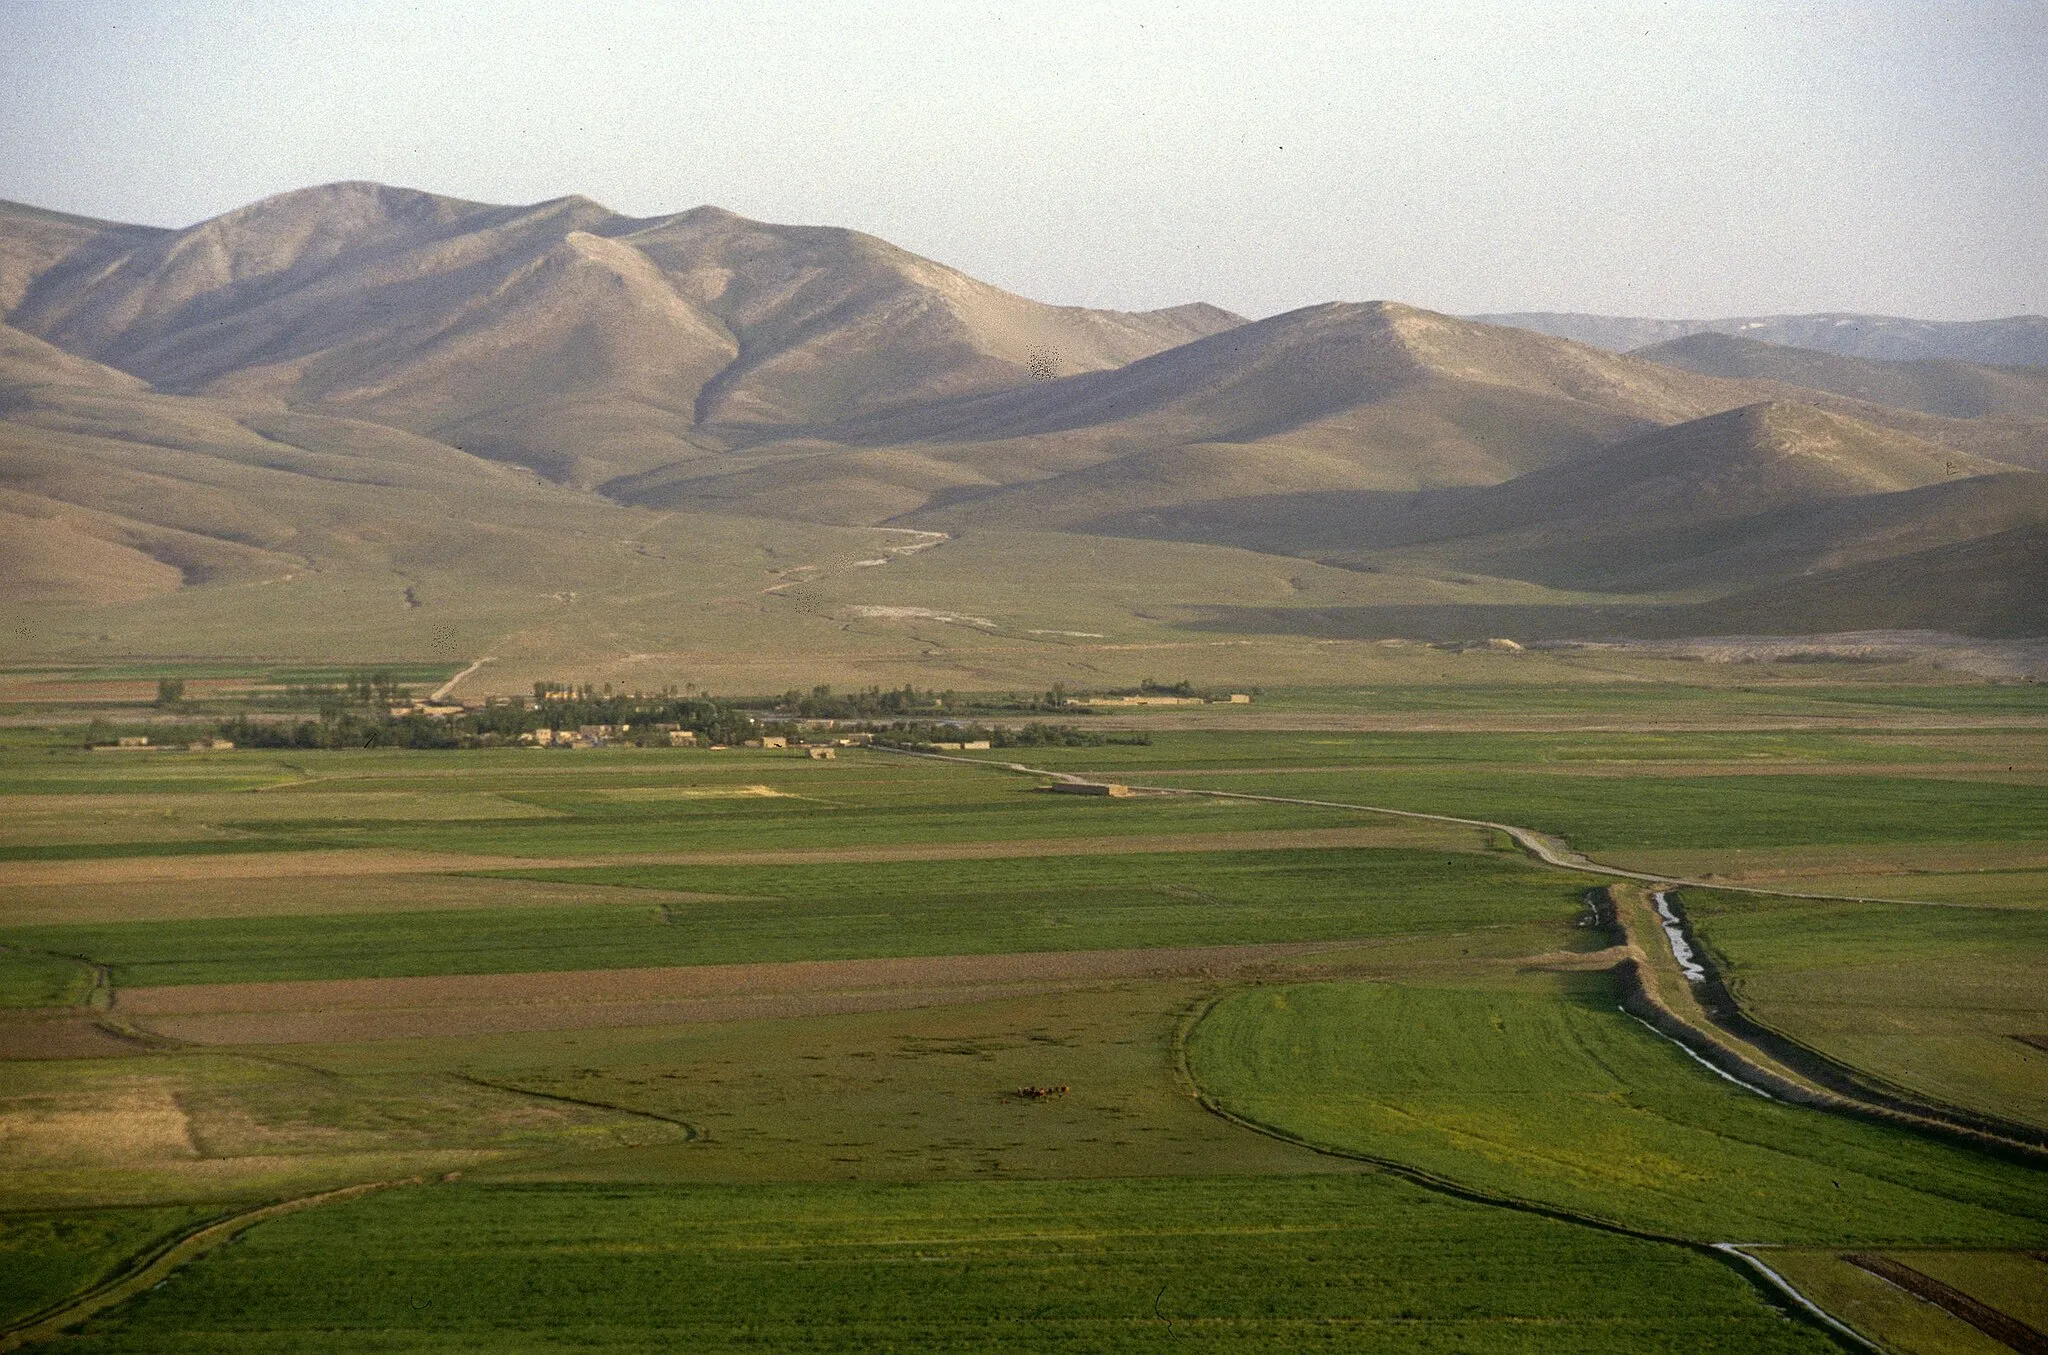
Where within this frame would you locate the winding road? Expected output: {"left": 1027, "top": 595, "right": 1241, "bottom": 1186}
{"left": 896, "top": 747, "right": 1940, "bottom": 907}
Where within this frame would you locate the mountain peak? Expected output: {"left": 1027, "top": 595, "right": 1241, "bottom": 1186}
{"left": 539, "top": 192, "right": 610, "bottom": 212}
{"left": 199, "top": 180, "right": 485, "bottom": 230}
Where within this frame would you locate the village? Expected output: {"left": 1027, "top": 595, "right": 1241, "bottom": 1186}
{"left": 79, "top": 679, "right": 1247, "bottom": 755}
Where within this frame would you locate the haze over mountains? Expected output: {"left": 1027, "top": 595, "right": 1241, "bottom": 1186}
{"left": 1628, "top": 333, "right": 2048, "bottom": 422}
{"left": 2, "top": 182, "right": 2042, "bottom": 679}
{"left": 1472, "top": 312, "right": 2048, "bottom": 367}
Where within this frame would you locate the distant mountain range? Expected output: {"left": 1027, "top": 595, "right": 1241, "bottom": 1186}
{"left": 2, "top": 183, "right": 2042, "bottom": 673}
{"left": 1628, "top": 333, "right": 2048, "bottom": 421}
{"left": 1471, "top": 312, "right": 2048, "bottom": 366}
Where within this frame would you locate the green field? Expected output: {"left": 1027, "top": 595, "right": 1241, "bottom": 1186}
{"left": 4, "top": 682, "right": 2045, "bottom": 1352}
{"left": 1242, "top": 681, "right": 2048, "bottom": 720}
{"left": 1184, "top": 978, "right": 2048, "bottom": 1245}
{"left": 2, "top": 747, "right": 1383, "bottom": 856}
{"left": 1680, "top": 888, "right": 2048, "bottom": 1130}
{"left": 59, "top": 1177, "right": 1845, "bottom": 1354}
{"left": 2, "top": 848, "right": 1594, "bottom": 986}
{"left": 962, "top": 727, "right": 1981, "bottom": 769}
{"left": 0, "top": 948, "right": 95, "bottom": 1007}
{"left": 257, "top": 786, "right": 1376, "bottom": 857}
{"left": 1759, "top": 1248, "right": 2047, "bottom": 1355}
{"left": 0, "top": 1206, "right": 217, "bottom": 1328}
{"left": 1112, "top": 769, "right": 2048, "bottom": 852}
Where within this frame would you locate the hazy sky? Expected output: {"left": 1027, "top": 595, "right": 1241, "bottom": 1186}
{"left": 2, "top": 0, "right": 2042, "bottom": 320}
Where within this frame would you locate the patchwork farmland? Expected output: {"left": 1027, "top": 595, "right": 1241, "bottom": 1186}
{"left": 2, "top": 667, "right": 2046, "bottom": 1352}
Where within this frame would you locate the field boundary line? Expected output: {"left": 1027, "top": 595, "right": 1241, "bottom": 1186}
{"left": 1842, "top": 1252, "right": 2048, "bottom": 1354}
{"left": 452, "top": 1073, "right": 703, "bottom": 1140}
{"left": 0, "top": 1177, "right": 422, "bottom": 1351}
{"left": 1713, "top": 1247, "right": 1882, "bottom": 1352}
{"left": 1166, "top": 990, "right": 1882, "bottom": 1355}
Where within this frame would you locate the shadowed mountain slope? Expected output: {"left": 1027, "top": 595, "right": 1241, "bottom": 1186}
{"left": 618, "top": 302, "right": 2041, "bottom": 529}
{"left": 1676, "top": 522, "right": 2048, "bottom": 638}
{"left": 1084, "top": 401, "right": 2040, "bottom": 593}
{"left": 0, "top": 310, "right": 620, "bottom": 605}
{"left": 614, "top": 301, "right": 1797, "bottom": 524}
{"left": 1183, "top": 520, "right": 2048, "bottom": 644}
{"left": 1632, "top": 332, "right": 2048, "bottom": 421}
{"left": 0, "top": 321, "right": 150, "bottom": 395}
{"left": 836, "top": 300, "right": 1740, "bottom": 448}
{"left": 0, "top": 200, "right": 169, "bottom": 315}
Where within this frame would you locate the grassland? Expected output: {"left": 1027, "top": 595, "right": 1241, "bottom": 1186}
{"left": 4, "top": 674, "right": 2046, "bottom": 1352}
{"left": 1758, "top": 1249, "right": 2048, "bottom": 1355}
{"left": 58, "top": 1176, "right": 1844, "bottom": 1354}
{"left": 3, "top": 846, "right": 1592, "bottom": 987}
{"left": 1680, "top": 888, "right": 2048, "bottom": 1130}
{"left": 0, "top": 1206, "right": 216, "bottom": 1328}
{"left": 262, "top": 979, "right": 1363, "bottom": 1185}
{"left": 1029, "top": 767, "right": 2048, "bottom": 853}
{"left": 1185, "top": 977, "right": 2048, "bottom": 1245}
{"left": 0, "top": 949, "right": 94, "bottom": 1007}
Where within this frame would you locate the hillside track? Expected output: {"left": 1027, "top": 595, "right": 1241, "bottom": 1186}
{"left": 429, "top": 655, "right": 496, "bottom": 701}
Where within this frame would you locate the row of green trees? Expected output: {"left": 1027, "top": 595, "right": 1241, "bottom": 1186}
{"left": 203, "top": 690, "right": 763, "bottom": 750}
{"left": 760, "top": 685, "right": 1082, "bottom": 719}
{"left": 869, "top": 721, "right": 1149, "bottom": 750}
{"left": 154, "top": 671, "right": 421, "bottom": 711}
{"left": 106, "top": 676, "right": 1183, "bottom": 751}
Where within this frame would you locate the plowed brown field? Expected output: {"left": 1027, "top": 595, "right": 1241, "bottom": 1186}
{"left": 116, "top": 942, "right": 1359, "bottom": 1046}
{"left": 0, "top": 1016, "right": 147, "bottom": 1060}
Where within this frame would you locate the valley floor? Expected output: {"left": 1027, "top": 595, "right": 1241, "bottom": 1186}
{"left": 3, "top": 672, "right": 2046, "bottom": 1352}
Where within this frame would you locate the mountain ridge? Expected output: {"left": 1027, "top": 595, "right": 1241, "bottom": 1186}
{"left": 1473, "top": 310, "right": 2048, "bottom": 366}
{"left": 1, "top": 183, "right": 2042, "bottom": 658}
{"left": 7, "top": 183, "right": 1244, "bottom": 486}
{"left": 1632, "top": 331, "right": 2048, "bottom": 422}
